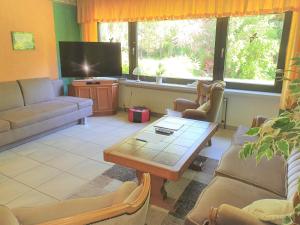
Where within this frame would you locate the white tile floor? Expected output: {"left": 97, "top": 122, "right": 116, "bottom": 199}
{"left": 0, "top": 112, "right": 234, "bottom": 209}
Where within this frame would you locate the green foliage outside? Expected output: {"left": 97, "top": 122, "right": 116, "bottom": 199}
{"left": 138, "top": 14, "right": 284, "bottom": 82}
{"left": 100, "top": 23, "right": 129, "bottom": 74}
{"left": 100, "top": 14, "right": 284, "bottom": 82}
{"left": 225, "top": 14, "right": 284, "bottom": 84}
{"left": 138, "top": 19, "right": 216, "bottom": 79}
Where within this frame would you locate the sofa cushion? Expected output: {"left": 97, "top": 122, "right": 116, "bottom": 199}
{"left": 18, "top": 78, "right": 55, "bottom": 105}
{"left": 55, "top": 96, "right": 93, "bottom": 109}
{"left": 0, "top": 120, "right": 10, "bottom": 133}
{"left": 185, "top": 176, "right": 282, "bottom": 225}
{"left": 0, "top": 205, "right": 20, "bottom": 225}
{"left": 0, "top": 100, "right": 77, "bottom": 129}
{"left": 0, "top": 81, "right": 24, "bottom": 112}
{"left": 215, "top": 145, "right": 287, "bottom": 197}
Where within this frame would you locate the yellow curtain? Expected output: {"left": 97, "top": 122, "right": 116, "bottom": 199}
{"left": 81, "top": 22, "right": 98, "bottom": 42}
{"left": 78, "top": 0, "right": 300, "bottom": 23}
{"left": 77, "top": 0, "right": 300, "bottom": 107}
{"left": 280, "top": 11, "right": 300, "bottom": 110}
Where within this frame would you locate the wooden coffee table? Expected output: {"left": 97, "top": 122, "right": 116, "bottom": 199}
{"left": 104, "top": 116, "right": 218, "bottom": 209}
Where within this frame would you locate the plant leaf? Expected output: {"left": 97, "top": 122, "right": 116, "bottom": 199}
{"left": 294, "top": 203, "right": 300, "bottom": 215}
{"left": 266, "top": 149, "right": 273, "bottom": 160}
{"left": 246, "top": 127, "right": 260, "bottom": 136}
{"left": 276, "top": 140, "right": 289, "bottom": 159}
{"left": 240, "top": 143, "right": 254, "bottom": 159}
{"left": 282, "top": 216, "right": 293, "bottom": 225}
{"left": 272, "top": 117, "right": 290, "bottom": 129}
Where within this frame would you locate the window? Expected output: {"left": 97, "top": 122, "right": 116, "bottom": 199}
{"left": 224, "top": 14, "right": 284, "bottom": 86}
{"left": 97, "top": 11, "right": 291, "bottom": 92}
{"left": 137, "top": 19, "right": 216, "bottom": 79}
{"left": 99, "top": 22, "right": 129, "bottom": 74}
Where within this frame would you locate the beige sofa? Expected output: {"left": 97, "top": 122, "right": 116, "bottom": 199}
{"left": 185, "top": 124, "right": 298, "bottom": 225}
{"left": 0, "top": 77, "right": 93, "bottom": 150}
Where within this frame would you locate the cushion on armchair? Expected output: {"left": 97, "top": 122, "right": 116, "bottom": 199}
{"left": 211, "top": 204, "right": 269, "bottom": 225}
{"left": 242, "top": 199, "right": 293, "bottom": 225}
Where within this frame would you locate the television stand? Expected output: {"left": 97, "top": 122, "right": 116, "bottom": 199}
{"left": 70, "top": 79, "right": 119, "bottom": 116}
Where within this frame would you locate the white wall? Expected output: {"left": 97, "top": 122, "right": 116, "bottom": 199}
{"left": 118, "top": 82, "right": 280, "bottom": 127}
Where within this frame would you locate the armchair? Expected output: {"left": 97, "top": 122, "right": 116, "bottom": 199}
{"left": 1, "top": 173, "right": 150, "bottom": 225}
{"left": 174, "top": 80, "right": 225, "bottom": 123}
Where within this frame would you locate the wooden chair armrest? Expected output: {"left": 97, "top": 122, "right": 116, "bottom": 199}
{"left": 36, "top": 173, "right": 151, "bottom": 225}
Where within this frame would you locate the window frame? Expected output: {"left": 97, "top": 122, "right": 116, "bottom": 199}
{"left": 98, "top": 11, "right": 292, "bottom": 93}
{"left": 217, "top": 11, "right": 292, "bottom": 93}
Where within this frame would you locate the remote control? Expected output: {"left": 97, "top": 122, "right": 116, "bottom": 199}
{"left": 155, "top": 127, "right": 174, "bottom": 135}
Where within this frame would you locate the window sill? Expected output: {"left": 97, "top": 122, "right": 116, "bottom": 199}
{"left": 119, "top": 79, "right": 281, "bottom": 99}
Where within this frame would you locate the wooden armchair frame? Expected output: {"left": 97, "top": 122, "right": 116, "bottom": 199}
{"left": 37, "top": 173, "right": 151, "bottom": 225}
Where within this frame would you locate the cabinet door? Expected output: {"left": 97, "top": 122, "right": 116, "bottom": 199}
{"left": 75, "top": 87, "right": 92, "bottom": 99}
{"left": 75, "top": 87, "right": 98, "bottom": 112}
{"left": 95, "top": 86, "right": 112, "bottom": 112}
{"left": 112, "top": 85, "right": 119, "bottom": 111}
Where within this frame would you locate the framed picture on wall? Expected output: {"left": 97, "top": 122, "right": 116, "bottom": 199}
{"left": 11, "top": 32, "right": 35, "bottom": 50}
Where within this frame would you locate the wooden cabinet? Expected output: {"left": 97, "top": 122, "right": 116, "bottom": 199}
{"left": 71, "top": 79, "right": 119, "bottom": 116}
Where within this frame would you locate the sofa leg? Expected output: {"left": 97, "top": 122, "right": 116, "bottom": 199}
{"left": 80, "top": 117, "right": 87, "bottom": 125}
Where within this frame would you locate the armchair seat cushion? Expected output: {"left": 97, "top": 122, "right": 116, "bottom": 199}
{"left": 0, "top": 120, "right": 10, "bottom": 133}
{"left": 0, "top": 101, "right": 77, "bottom": 129}
{"left": 185, "top": 176, "right": 282, "bottom": 225}
{"left": 55, "top": 96, "right": 93, "bottom": 109}
{"left": 196, "top": 101, "right": 210, "bottom": 112}
{"left": 174, "top": 98, "right": 199, "bottom": 112}
{"left": 215, "top": 145, "right": 287, "bottom": 197}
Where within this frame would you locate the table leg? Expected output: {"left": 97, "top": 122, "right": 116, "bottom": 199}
{"left": 136, "top": 171, "right": 174, "bottom": 209}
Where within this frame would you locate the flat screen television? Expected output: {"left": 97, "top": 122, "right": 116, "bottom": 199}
{"left": 59, "top": 41, "right": 122, "bottom": 78}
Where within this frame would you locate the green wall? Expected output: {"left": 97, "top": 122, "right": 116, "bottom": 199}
{"left": 53, "top": 2, "right": 81, "bottom": 94}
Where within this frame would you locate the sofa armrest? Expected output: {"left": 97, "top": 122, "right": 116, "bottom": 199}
{"left": 209, "top": 204, "right": 267, "bottom": 225}
{"left": 51, "top": 80, "right": 64, "bottom": 97}
{"left": 182, "top": 109, "right": 207, "bottom": 121}
{"left": 174, "top": 98, "right": 199, "bottom": 112}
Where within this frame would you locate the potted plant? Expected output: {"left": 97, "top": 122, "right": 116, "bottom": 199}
{"left": 156, "top": 63, "right": 165, "bottom": 84}
{"left": 240, "top": 56, "right": 300, "bottom": 224}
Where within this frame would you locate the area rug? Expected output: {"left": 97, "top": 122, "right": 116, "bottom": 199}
{"left": 69, "top": 156, "right": 218, "bottom": 225}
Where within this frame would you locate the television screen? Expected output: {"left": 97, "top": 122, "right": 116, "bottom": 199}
{"left": 59, "top": 42, "right": 122, "bottom": 77}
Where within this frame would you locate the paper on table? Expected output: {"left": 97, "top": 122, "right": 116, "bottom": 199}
{"left": 135, "top": 132, "right": 166, "bottom": 143}
{"left": 154, "top": 118, "right": 185, "bottom": 131}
